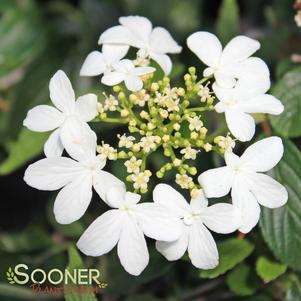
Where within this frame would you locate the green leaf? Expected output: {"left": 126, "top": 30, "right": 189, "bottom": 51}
{"left": 286, "top": 284, "right": 301, "bottom": 301}
{"left": 0, "top": 128, "right": 47, "bottom": 175}
{"left": 199, "top": 238, "right": 254, "bottom": 279}
{"left": 260, "top": 139, "right": 301, "bottom": 271}
{"left": 0, "top": 0, "right": 45, "bottom": 79}
{"left": 216, "top": 0, "right": 239, "bottom": 44}
{"left": 0, "top": 227, "right": 52, "bottom": 253}
{"left": 64, "top": 246, "right": 98, "bottom": 301}
{"left": 269, "top": 67, "right": 301, "bottom": 138}
{"left": 226, "top": 264, "right": 259, "bottom": 296}
{"left": 256, "top": 257, "right": 287, "bottom": 283}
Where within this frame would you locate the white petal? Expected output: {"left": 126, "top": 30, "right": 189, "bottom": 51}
{"left": 93, "top": 170, "right": 125, "bottom": 201}
{"left": 212, "top": 82, "right": 235, "bottom": 103}
{"left": 201, "top": 203, "right": 241, "bottom": 234}
{"left": 198, "top": 166, "right": 234, "bottom": 198}
{"left": 188, "top": 222, "right": 219, "bottom": 269}
{"left": 102, "top": 44, "right": 129, "bottom": 64}
{"left": 236, "top": 94, "right": 284, "bottom": 115}
{"left": 117, "top": 214, "right": 149, "bottom": 276}
{"left": 221, "top": 36, "right": 260, "bottom": 64}
{"left": 239, "top": 136, "right": 284, "bottom": 172}
{"left": 23, "top": 105, "right": 64, "bottom": 132}
{"left": 135, "top": 203, "right": 182, "bottom": 242}
{"left": 149, "top": 52, "right": 172, "bottom": 75}
{"left": 98, "top": 25, "right": 136, "bottom": 46}
{"left": 153, "top": 184, "right": 190, "bottom": 216}
{"left": 124, "top": 75, "right": 143, "bottom": 92}
{"left": 105, "top": 185, "right": 127, "bottom": 208}
{"left": 101, "top": 72, "right": 125, "bottom": 86}
{"left": 234, "top": 57, "right": 270, "bottom": 100}
{"left": 149, "top": 27, "right": 182, "bottom": 53}
{"left": 54, "top": 174, "right": 92, "bottom": 224}
{"left": 119, "top": 16, "right": 152, "bottom": 46}
{"left": 231, "top": 179, "right": 261, "bottom": 233}
{"left": 214, "top": 71, "right": 236, "bottom": 88}
{"left": 225, "top": 109, "right": 255, "bottom": 142}
{"left": 113, "top": 59, "right": 134, "bottom": 72}
{"left": 132, "top": 66, "right": 156, "bottom": 76}
{"left": 75, "top": 93, "right": 98, "bottom": 122}
{"left": 80, "top": 51, "right": 106, "bottom": 76}
{"left": 190, "top": 190, "right": 208, "bottom": 211}
{"left": 77, "top": 209, "right": 122, "bottom": 256}
{"left": 60, "top": 117, "right": 96, "bottom": 163}
{"left": 156, "top": 225, "right": 189, "bottom": 261}
{"left": 125, "top": 191, "right": 141, "bottom": 205}
{"left": 247, "top": 173, "right": 288, "bottom": 208}
{"left": 49, "top": 70, "right": 75, "bottom": 114}
{"left": 24, "top": 157, "right": 83, "bottom": 191}
{"left": 225, "top": 151, "right": 240, "bottom": 167}
{"left": 187, "top": 32, "right": 222, "bottom": 67}
{"left": 44, "top": 128, "right": 64, "bottom": 157}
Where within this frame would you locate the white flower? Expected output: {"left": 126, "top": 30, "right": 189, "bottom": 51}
{"left": 214, "top": 134, "right": 236, "bottom": 152}
{"left": 23, "top": 70, "right": 98, "bottom": 157}
{"left": 80, "top": 45, "right": 128, "bottom": 76}
{"left": 98, "top": 15, "right": 182, "bottom": 75}
{"left": 180, "top": 146, "right": 199, "bottom": 160}
{"left": 77, "top": 187, "right": 182, "bottom": 275}
{"left": 175, "top": 174, "right": 193, "bottom": 189}
{"left": 118, "top": 134, "right": 135, "bottom": 148}
{"left": 131, "top": 171, "right": 151, "bottom": 190}
{"left": 213, "top": 80, "right": 284, "bottom": 142}
{"left": 97, "top": 143, "right": 117, "bottom": 160}
{"left": 198, "top": 84, "right": 210, "bottom": 102}
{"left": 187, "top": 32, "right": 268, "bottom": 88}
{"left": 101, "top": 59, "right": 155, "bottom": 92}
{"left": 124, "top": 156, "right": 142, "bottom": 174}
{"left": 198, "top": 137, "right": 288, "bottom": 234}
{"left": 104, "top": 94, "right": 118, "bottom": 111}
{"left": 188, "top": 116, "right": 203, "bottom": 131}
{"left": 139, "top": 136, "right": 157, "bottom": 153}
{"left": 153, "top": 184, "right": 241, "bottom": 269}
{"left": 133, "top": 49, "right": 150, "bottom": 67}
{"left": 24, "top": 117, "right": 124, "bottom": 224}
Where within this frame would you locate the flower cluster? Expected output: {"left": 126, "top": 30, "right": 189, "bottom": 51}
{"left": 23, "top": 16, "right": 288, "bottom": 276}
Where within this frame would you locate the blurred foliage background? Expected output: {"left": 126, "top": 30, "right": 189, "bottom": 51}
{"left": 0, "top": 0, "right": 301, "bottom": 300}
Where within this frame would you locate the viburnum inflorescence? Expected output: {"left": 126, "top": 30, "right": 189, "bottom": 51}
{"left": 23, "top": 15, "right": 288, "bottom": 276}
{"left": 93, "top": 67, "right": 216, "bottom": 195}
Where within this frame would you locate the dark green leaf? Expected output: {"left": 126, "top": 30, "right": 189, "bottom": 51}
{"left": 260, "top": 139, "right": 301, "bottom": 271}
{"left": 226, "top": 264, "right": 259, "bottom": 296}
{"left": 0, "top": 129, "right": 48, "bottom": 175}
{"left": 0, "top": 227, "right": 52, "bottom": 253}
{"left": 269, "top": 67, "right": 301, "bottom": 138}
{"left": 199, "top": 238, "right": 254, "bottom": 279}
{"left": 216, "top": 0, "right": 239, "bottom": 44}
{"left": 64, "top": 246, "right": 98, "bottom": 301}
{"left": 256, "top": 257, "right": 287, "bottom": 283}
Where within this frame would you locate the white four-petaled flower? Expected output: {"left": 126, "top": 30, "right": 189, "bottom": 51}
{"left": 198, "top": 137, "right": 288, "bottom": 233}
{"left": 153, "top": 184, "right": 241, "bottom": 269}
{"left": 101, "top": 59, "right": 155, "bottom": 92}
{"left": 77, "top": 187, "right": 182, "bottom": 276}
{"left": 80, "top": 45, "right": 129, "bottom": 77}
{"left": 213, "top": 80, "right": 284, "bottom": 141}
{"left": 187, "top": 32, "right": 264, "bottom": 88}
{"left": 99, "top": 16, "right": 182, "bottom": 75}
{"left": 23, "top": 70, "right": 98, "bottom": 157}
{"left": 24, "top": 118, "right": 124, "bottom": 224}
